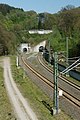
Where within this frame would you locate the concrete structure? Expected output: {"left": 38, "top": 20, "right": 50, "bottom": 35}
{"left": 19, "top": 43, "right": 31, "bottom": 53}
{"left": 31, "top": 40, "right": 46, "bottom": 52}
{"left": 29, "top": 30, "right": 52, "bottom": 34}
{"left": 19, "top": 41, "right": 46, "bottom": 53}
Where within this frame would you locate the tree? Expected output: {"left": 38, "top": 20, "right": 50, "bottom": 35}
{"left": 61, "top": 5, "right": 75, "bottom": 12}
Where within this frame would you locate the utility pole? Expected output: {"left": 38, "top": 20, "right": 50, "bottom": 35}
{"left": 16, "top": 56, "right": 19, "bottom": 67}
{"left": 53, "top": 52, "right": 59, "bottom": 114}
{"left": 66, "top": 37, "right": 69, "bottom": 76}
{"left": 48, "top": 40, "right": 51, "bottom": 63}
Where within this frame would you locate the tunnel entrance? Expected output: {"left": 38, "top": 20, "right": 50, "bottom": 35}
{"left": 19, "top": 43, "right": 31, "bottom": 53}
{"left": 23, "top": 48, "right": 27, "bottom": 52}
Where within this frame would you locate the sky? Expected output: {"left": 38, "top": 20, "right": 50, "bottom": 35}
{"left": 0, "top": 0, "right": 80, "bottom": 13}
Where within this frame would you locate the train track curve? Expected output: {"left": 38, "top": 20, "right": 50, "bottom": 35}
{"left": 21, "top": 56, "right": 80, "bottom": 109}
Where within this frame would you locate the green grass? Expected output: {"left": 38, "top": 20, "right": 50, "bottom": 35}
{"left": 11, "top": 56, "right": 74, "bottom": 120}
{"left": 66, "top": 76, "right": 80, "bottom": 86}
{"left": 0, "top": 57, "right": 15, "bottom": 120}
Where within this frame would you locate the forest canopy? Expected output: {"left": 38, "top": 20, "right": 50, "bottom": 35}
{"left": 0, "top": 4, "right": 80, "bottom": 57}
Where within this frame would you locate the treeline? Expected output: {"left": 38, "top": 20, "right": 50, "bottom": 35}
{"left": 57, "top": 5, "right": 80, "bottom": 57}
{"left": 0, "top": 4, "right": 80, "bottom": 57}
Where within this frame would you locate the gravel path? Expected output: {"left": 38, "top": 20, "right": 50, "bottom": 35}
{"left": 3, "top": 57, "right": 38, "bottom": 120}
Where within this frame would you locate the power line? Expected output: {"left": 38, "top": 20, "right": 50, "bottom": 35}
{"left": 60, "top": 58, "right": 80, "bottom": 75}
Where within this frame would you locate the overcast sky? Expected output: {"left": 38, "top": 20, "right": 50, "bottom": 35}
{"left": 0, "top": 0, "right": 80, "bottom": 13}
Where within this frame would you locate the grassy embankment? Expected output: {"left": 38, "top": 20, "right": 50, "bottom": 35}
{"left": 0, "top": 57, "right": 15, "bottom": 120}
{"left": 11, "top": 56, "right": 74, "bottom": 120}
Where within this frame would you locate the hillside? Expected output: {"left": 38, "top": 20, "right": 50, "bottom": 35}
{"left": 0, "top": 4, "right": 80, "bottom": 57}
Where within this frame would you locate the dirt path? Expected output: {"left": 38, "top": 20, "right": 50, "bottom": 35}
{"left": 3, "top": 57, "right": 38, "bottom": 120}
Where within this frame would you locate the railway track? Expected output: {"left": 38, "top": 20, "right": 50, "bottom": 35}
{"left": 21, "top": 56, "right": 80, "bottom": 109}
{"left": 38, "top": 53, "right": 80, "bottom": 90}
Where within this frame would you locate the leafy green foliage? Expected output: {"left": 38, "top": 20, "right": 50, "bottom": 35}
{"left": 0, "top": 4, "right": 80, "bottom": 57}
{"left": 56, "top": 6, "right": 80, "bottom": 57}
{"left": 0, "top": 4, "right": 23, "bottom": 15}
